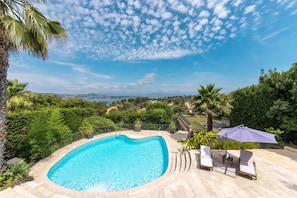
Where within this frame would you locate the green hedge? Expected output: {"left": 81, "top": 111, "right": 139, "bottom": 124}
{"left": 5, "top": 108, "right": 94, "bottom": 162}
{"left": 79, "top": 116, "right": 116, "bottom": 135}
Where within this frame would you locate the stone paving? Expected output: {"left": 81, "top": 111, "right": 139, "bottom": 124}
{"left": 1, "top": 130, "right": 297, "bottom": 198}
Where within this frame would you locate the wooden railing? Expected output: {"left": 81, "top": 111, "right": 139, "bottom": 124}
{"left": 177, "top": 113, "right": 191, "bottom": 131}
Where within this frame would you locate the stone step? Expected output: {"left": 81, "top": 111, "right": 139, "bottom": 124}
{"left": 168, "top": 150, "right": 191, "bottom": 174}
{"left": 12, "top": 185, "right": 39, "bottom": 198}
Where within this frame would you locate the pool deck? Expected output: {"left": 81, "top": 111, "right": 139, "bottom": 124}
{"left": 1, "top": 130, "right": 297, "bottom": 197}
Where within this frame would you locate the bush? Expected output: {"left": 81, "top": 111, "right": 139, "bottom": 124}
{"left": 184, "top": 131, "right": 219, "bottom": 150}
{"left": 213, "top": 139, "right": 258, "bottom": 150}
{"left": 5, "top": 108, "right": 94, "bottom": 162}
{"left": 0, "top": 159, "right": 31, "bottom": 190}
{"left": 60, "top": 108, "right": 94, "bottom": 132}
{"left": 79, "top": 116, "right": 116, "bottom": 135}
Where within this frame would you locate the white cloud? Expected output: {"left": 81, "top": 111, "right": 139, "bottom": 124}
{"left": 244, "top": 5, "right": 256, "bottom": 14}
{"left": 214, "top": 3, "right": 230, "bottom": 18}
{"left": 138, "top": 73, "right": 156, "bottom": 85}
{"left": 291, "top": 9, "right": 297, "bottom": 15}
{"left": 161, "top": 12, "right": 172, "bottom": 19}
{"left": 186, "top": 0, "right": 205, "bottom": 8}
{"left": 32, "top": 0, "right": 296, "bottom": 63}
{"left": 233, "top": 0, "right": 244, "bottom": 7}
{"left": 51, "top": 61, "right": 111, "bottom": 79}
{"left": 8, "top": 72, "right": 73, "bottom": 93}
{"left": 286, "top": 2, "right": 296, "bottom": 9}
{"left": 261, "top": 26, "right": 291, "bottom": 41}
{"left": 199, "top": 10, "right": 210, "bottom": 18}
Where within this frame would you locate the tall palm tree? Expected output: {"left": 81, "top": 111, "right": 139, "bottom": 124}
{"left": 194, "top": 84, "right": 232, "bottom": 132}
{"left": 0, "top": 1, "right": 67, "bottom": 174}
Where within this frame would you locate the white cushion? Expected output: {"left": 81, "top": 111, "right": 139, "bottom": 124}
{"left": 240, "top": 150, "right": 256, "bottom": 176}
{"left": 200, "top": 145, "right": 213, "bottom": 168}
{"left": 240, "top": 150, "right": 254, "bottom": 163}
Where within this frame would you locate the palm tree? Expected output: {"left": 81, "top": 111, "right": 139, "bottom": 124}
{"left": 7, "top": 79, "right": 27, "bottom": 99}
{"left": 194, "top": 84, "right": 232, "bottom": 132}
{"left": 0, "top": 1, "right": 67, "bottom": 174}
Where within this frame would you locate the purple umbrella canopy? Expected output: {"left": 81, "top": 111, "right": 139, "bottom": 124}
{"left": 218, "top": 125, "right": 277, "bottom": 144}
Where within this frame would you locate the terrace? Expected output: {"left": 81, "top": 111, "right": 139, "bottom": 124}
{"left": 1, "top": 130, "right": 297, "bottom": 197}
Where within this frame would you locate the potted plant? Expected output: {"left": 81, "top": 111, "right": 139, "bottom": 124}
{"left": 169, "top": 121, "right": 177, "bottom": 133}
{"left": 134, "top": 119, "right": 142, "bottom": 132}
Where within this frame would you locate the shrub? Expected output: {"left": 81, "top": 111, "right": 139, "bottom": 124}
{"left": 0, "top": 159, "right": 31, "bottom": 190}
{"left": 79, "top": 116, "right": 116, "bottom": 135}
{"left": 184, "top": 131, "right": 219, "bottom": 150}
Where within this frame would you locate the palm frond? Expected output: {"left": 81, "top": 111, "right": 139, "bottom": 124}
{"left": 47, "top": 20, "right": 67, "bottom": 40}
{"left": 0, "top": 15, "right": 26, "bottom": 50}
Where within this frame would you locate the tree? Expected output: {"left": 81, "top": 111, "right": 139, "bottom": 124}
{"left": 6, "top": 80, "right": 34, "bottom": 112}
{"left": 230, "top": 84, "right": 276, "bottom": 130}
{"left": 6, "top": 95, "right": 33, "bottom": 112}
{"left": 194, "top": 84, "right": 232, "bottom": 132}
{"left": 7, "top": 79, "right": 27, "bottom": 99}
{"left": 0, "top": 1, "right": 67, "bottom": 174}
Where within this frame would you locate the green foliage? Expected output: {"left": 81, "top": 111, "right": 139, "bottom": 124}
{"left": 186, "top": 115, "right": 206, "bottom": 131}
{"left": 0, "top": 159, "right": 31, "bottom": 190}
{"left": 213, "top": 139, "right": 258, "bottom": 150}
{"left": 5, "top": 112, "right": 36, "bottom": 160}
{"left": 7, "top": 79, "right": 28, "bottom": 99}
{"left": 27, "top": 111, "right": 52, "bottom": 161}
{"left": 145, "top": 102, "right": 173, "bottom": 124}
{"left": 168, "top": 120, "right": 177, "bottom": 132}
{"left": 134, "top": 118, "right": 142, "bottom": 131}
{"left": 265, "top": 127, "right": 284, "bottom": 142}
{"left": 79, "top": 116, "right": 116, "bottom": 135}
{"left": 194, "top": 84, "right": 232, "bottom": 132}
{"left": 28, "top": 109, "right": 73, "bottom": 161}
{"left": 231, "top": 63, "right": 297, "bottom": 144}
{"left": 48, "top": 109, "right": 72, "bottom": 149}
{"left": 30, "top": 94, "right": 64, "bottom": 108}
{"left": 146, "top": 101, "right": 172, "bottom": 114}
{"left": 59, "top": 97, "right": 94, "bottom": 108}
{"left": 184, "top": 131, "right": 218, "bottom": 151}
{"left": 230, "top": 84, "right": 276, "bottom": 130}
{"left": 60, "top": 108, "right": 94, "bottom": 132}
{"left": 5, "top": 108, "right": 91, "bottom": 162}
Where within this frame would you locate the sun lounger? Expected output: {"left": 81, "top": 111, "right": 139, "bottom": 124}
{"left": 239, "top": 150, "right": 257, "bottom": 180}
{"left": 200, "top": 145, "right": 213, "bottom": 171}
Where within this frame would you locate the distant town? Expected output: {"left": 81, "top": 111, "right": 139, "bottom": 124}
{"left": 45, "top": 93, "right": 194, "bottom": 104}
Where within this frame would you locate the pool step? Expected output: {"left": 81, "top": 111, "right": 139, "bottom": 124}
{"left": 169, "top": 150, "right": 191, "bottom": 174}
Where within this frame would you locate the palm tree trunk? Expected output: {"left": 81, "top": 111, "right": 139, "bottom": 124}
{"left": 0, "top": 5, "right": 9, "bottom": 174}
{"left": 207, "top": 112, "right": 213, "bottom": 132}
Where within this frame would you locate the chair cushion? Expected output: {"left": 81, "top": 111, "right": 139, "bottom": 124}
{"left": 240, "top": 150, "right": 254, "bottom": 163}
{"left": 200, "top": 145, "right": 213, "bottom": 168}
{"left": 240, "top": 161, "right": 256, "bottom": 176}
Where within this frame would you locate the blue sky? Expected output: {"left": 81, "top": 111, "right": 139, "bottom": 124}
{"left": 8, "top": 0, "right": 297, "bottom": 96}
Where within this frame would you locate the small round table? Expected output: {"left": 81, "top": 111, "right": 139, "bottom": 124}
{"left": 222, "top": 153, "right": 233, "bottom": 166}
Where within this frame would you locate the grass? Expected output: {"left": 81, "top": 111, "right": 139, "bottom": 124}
{"left": 184, "top": 115, "right": 222, "bottom": 132}
{"left": 184, "top": 115, "right": 206, "bottom": 131}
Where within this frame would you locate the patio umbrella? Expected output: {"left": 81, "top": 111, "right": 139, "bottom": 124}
{"left": 218, "top": 124, "right": 278, "bottom": 144}
{"left": 218, "top": 124, "right": 278, "bottom": 157}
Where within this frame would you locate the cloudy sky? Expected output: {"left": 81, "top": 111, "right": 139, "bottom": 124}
{"left": 8, "top": 0, "right": 297, "bottom": 96}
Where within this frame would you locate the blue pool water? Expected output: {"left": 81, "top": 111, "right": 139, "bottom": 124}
{"left": 47, "top": 135, "right": 169, "bottom": 192}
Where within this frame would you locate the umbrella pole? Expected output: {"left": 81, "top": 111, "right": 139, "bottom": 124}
{"left": 225, "top": 133, "right": 228, "bottom": 155}
{"left": 224, "top": 133, "right": 228, "bottom": 170}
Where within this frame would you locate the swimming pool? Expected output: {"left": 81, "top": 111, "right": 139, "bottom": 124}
{"left": 47, "top": 135, "right": 169, "bottom": 192}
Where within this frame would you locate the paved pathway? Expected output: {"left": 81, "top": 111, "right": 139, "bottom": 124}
{"left": 1, "top": 130, "right": 297, "bottom": 197}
